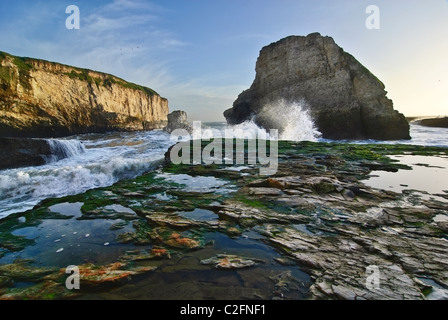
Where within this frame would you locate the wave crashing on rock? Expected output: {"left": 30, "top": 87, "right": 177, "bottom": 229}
{"left": 229, "top": 99, "right": 321, "bottom": 142}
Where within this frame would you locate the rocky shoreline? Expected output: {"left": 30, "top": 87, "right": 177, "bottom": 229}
{"left": 414, "top": 117, "right": 448, "bottom": 129}
{"left": 0, "top": 140, "right": 447, "bottom": 300}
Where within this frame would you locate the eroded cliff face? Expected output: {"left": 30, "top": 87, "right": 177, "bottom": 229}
{"left": 0, "top": 51, "right": 168, "bottom": 138}
{"left": 224, "top": 33, "right": 410, "bottom": 140}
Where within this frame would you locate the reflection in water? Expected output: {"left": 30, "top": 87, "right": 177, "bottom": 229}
{"left": 365, "top": 155, "right": 448, "bottom": 199}
{"left": 0, "top": 202, "right": 312, "bottom": 300}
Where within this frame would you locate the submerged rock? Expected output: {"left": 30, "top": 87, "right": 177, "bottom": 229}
{"left": 0, "top": 276, "right": 13, "bottom": 289}
{"left": 165, "top": 232, "right": 201, "bottom": 250}
{"left": 0, "top": 280, "right": 80, "bottom": 300}
{"left": 0, "top": 261, "right": 57, "bottom": 282}
{"left": 224, "top": 33, "right": 410, "bottom": 140}
{"left": 71, "top": 262, "right": 156, "bottom": 287}
{"left": 0, "top": 260, "right": 156, "bottom": 300}
{"left": 1, "top": 140, "right": 448, "bottom": 300}
{"left": 201, "top": 254, "right": 259, "bottom": 269}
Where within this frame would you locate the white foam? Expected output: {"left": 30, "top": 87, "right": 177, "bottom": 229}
{"left": 44, "top": 139, "right": 86, "bottom": 163}
{"left": 0, "top": 130, "right": 173, "bottom": 219}
{"left": 227, "top": 99, "right": 321, "bottom": 141}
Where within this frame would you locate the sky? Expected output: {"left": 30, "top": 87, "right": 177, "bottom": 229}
{"left": 0, "top": 0, "right": 447, "bottom": 121}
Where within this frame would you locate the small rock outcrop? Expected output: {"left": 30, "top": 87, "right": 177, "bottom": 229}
{"left": 224, "top": 33, "right": 410, "bottom": 140}
{"left": 0, "top": 51, "right": 169, "bottom": 138}
{"left": 0, "top": 137, "right": 85, "bottom": 169}
{"left": 163, "top": 110, "right": 192, "bottom": 134}
{"left": 0, "top": 138, "right": 56, "bottom": 169}
{"left": 416, "top": 117, "right": 448, "bottom": 128}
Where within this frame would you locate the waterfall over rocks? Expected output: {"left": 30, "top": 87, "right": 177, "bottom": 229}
{"left": 0, "top": 138, "right": 85, "bottom": 170}
{"left": 45, "top": 139, "right": 86, "bottom": 163}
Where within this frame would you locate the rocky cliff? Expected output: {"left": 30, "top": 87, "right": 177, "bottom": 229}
{"left": 0, "top": 51, "right": 168, "bottom": 138}
{"left": 224, "top": 33, "right": 410, "bottom": 140}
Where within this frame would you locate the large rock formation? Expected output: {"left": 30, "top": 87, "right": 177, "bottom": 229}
{"left": 0, "top": 51, "right": 169, "bottom": 138}
{"left": 224, "top": 33, "right": 410, "bottom": 140}
{"left": 163, "top": 110, "right": 193, "bottom": 134}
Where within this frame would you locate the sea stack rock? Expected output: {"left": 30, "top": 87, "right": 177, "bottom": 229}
{"left": 0, "top": 51, "right": 169, "bottom": 138}
{"left": 224, "top": 33, "right": 410, "bottom": 140}
{"left": 164, "top": 110, "right": 193, "bottom": 134}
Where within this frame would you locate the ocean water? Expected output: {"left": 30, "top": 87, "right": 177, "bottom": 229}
{"left": 0, "top": 130, "right": 173, "bottom": 218}
{"left": 0, "top": 119, "right": 447, "bottom": 219}
{"left": 321, "top": 122, "right": 448, "bottom": 148}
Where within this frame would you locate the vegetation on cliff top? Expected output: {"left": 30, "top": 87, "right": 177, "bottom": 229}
{"left": 0, "top": 50, "right": 159, "bottom": 97}
{"left": 0, "top": 51, "right": 33, "bottom": 90}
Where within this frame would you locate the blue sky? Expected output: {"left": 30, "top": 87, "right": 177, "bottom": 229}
{"left": 0, "top": 0, "right": 447, "bottom": 121}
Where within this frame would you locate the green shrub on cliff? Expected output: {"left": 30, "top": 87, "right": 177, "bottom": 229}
{"left": 0, "top": 51, "right": 33, "bottom": 90}
{"left": 1, "top": 50, "right": 159, "bottom": 96}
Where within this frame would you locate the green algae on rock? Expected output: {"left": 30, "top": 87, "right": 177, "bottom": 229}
{"left": 200, "top": 254, "right": 260, "bottom": 269}
{"left": 0, "top": 141, "right": 447, "bottom": 299}
{"left": 0, "top": 260, "right": 157, "bottom": 300}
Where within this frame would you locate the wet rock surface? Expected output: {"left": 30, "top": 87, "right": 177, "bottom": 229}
{"left": 0, "top": 138, "right": 54, "bottom": 170}
{"left": 0, "top": 140, "right": 447, "bottom": 300}
{"left": 200, "top": 254, "right": 260, "bottom": 269}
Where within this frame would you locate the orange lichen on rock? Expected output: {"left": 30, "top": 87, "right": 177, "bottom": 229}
{"left": 267, "top": 178, "right": 287, "bottom": 189}
{"left": 73, "top": 262, "right": 156, "bottom": 286}
{"left": 150, "top": 247, "right": 171, "bottom": 259}
{"left": 165, "top": 232, "right": 200, "bottom": 249}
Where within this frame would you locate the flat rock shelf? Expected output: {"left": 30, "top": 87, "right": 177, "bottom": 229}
{"left": 0, "top": 140, "right": 447, "bottom": 300}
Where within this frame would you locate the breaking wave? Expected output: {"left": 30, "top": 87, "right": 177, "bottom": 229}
{"left": 44, "top": 139, "right": 86, "bottom": 163}
{"left": 229, "top": 99, "right": 321, "bottom": 141}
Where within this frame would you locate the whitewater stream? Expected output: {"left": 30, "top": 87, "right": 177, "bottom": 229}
{"left": 1, "top": 110, "right": 447, "bottom": 219}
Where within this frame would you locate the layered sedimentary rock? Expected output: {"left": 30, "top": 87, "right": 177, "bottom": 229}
{"left": 224, "top": 33, "right": 410, "bottom": 140}
{"left": 0, "top": 51, "right": 168, "bottom": 138}
{"left": 2, "top": 141, "right": 447, "bottom": 299}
